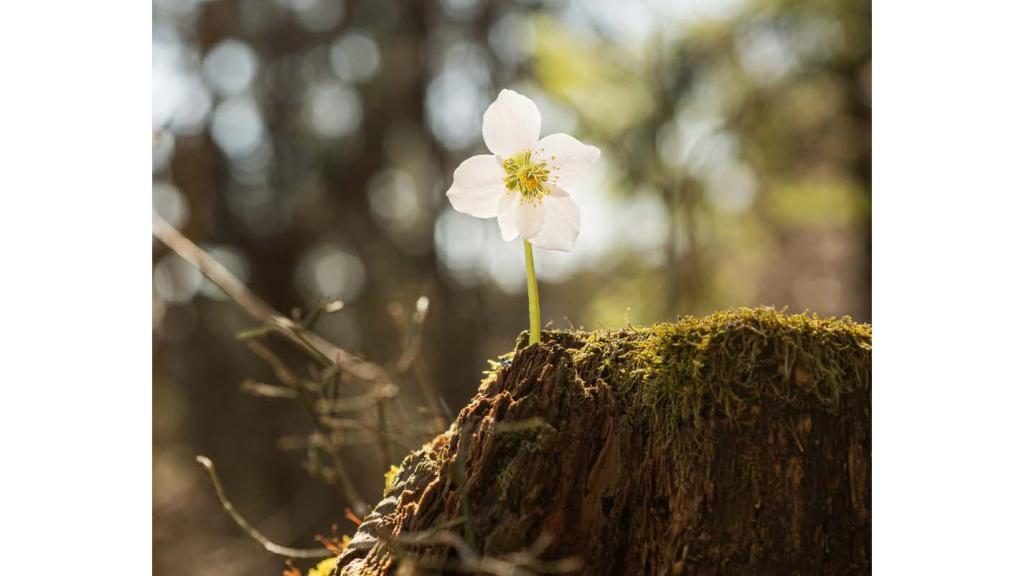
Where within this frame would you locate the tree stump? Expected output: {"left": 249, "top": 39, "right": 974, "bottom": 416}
{"left": 334, "top": 308, "right": 871, "bottom": 575}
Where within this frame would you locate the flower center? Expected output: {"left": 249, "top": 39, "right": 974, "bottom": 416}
{"left": 502, "top": 151, "right": 550, "bottom": 203}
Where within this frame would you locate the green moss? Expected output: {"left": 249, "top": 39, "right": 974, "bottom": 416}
{"left": 492, "top": 418, "right": 555, "bottom": 500}
{"left": 507, "top": 307, "right": 870, "bottom": 442}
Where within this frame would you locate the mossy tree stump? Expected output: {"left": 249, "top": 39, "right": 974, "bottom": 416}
{"left": 334, "top": 308, "right": 871, "bottom": 575}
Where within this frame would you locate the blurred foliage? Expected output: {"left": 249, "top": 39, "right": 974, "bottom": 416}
{"left": 152, "top": 0, "right": 869, "bottom": 573}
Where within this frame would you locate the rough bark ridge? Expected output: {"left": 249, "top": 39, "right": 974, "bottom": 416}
{"left": 334, "top": 308, "right": 871, "bottom": 575}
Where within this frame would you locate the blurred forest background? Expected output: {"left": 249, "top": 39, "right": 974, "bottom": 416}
{"left": 152, "top": 0, "right": 870, "bottom": 573}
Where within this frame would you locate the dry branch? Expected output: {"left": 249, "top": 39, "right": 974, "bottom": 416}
{"left": 196, "top": 456, "right": 333, "bottom": 559}
{"left": 152, "top": 212, "right": 387, "bottom": 383}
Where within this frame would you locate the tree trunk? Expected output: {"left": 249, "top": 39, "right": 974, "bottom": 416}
{"left": 334, "top": 308, "right": 871, "bottom": 575}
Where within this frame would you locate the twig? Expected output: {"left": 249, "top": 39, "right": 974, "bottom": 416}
{"left": 195, "top": 455, "right": 332, "bottom": 559}
{"left": 315, "top": 384, "right": 399, "bottom": 413}
{"left": 246, "top": 340, "right": 369, "bottom": 515}
{"left": 375, "top": 396, "right": 394, "bottom": 470}
{"left": 152, "top": 212, "right": 387, "bottom": 382}
{"left": 276, "top": 427, "right": 423, "bottom": 453}
{"left": 390, "top": 296, "right": 430, "bottom": 375}
{"left": 240, "top": 379, "right": 299, "bottom": 399}
{"left": 390, "top": 296, "right": 449, "bottom": 436}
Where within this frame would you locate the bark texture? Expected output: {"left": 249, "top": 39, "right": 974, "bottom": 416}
{"left": 334, "top": 309, "right": 871, "bottom": 575}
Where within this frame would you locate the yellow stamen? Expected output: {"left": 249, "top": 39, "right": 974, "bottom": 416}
{"left": 502, "top": 150, "right": 551, "bottom": 204}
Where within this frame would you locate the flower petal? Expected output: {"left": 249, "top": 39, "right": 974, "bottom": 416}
{"left": 497, "top": 192, "right": 519, "bottom": 241}
{"left": 529, "top": 187, "right": 581, "bottom": 252}
{"left": 533, "top": 133, "right": 600, "bottom": 190}
{"left": 445, "top": 154, "right": 505, "bottom": 218}
{"left": 482, "top": 89, "right": 541, "bottom": 159}
{"left": 515, "top": 199, "right": 545, "bottom": 240}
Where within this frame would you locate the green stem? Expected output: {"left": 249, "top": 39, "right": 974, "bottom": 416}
{"left": 523, "top": 240, "right": 541, "bottom": 344}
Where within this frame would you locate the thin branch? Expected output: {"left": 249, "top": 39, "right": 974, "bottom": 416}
{"left": 315, "top": 384, "right": 399, "bottom": 413}
{"left": 246, "top": 340, "right": 369, "bottom": 515}
{"left": 152, "top": 212, "right": 387, "bottom": 382}
{"left": 240, "top": 380, "right": 308, "bottom": 399}
{"left": 375, "top": 395, "right": 394, "bottom": 470}
{"left": 195, "top": 455, "right": 332, "bottom": 559}
{"left": 389, "top": 296, "right": 430, "bottom": 375}
{"left": 389, "top": 296, "right": 449, "bottom": 437}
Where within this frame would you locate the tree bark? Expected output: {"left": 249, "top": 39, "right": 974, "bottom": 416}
{"left": 334, "top": 310, "right": 871, "bottom": 575}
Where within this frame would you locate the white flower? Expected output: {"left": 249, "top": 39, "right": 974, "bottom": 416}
{"left": 445, "top": 89, "right": 601, "bottom": 252}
